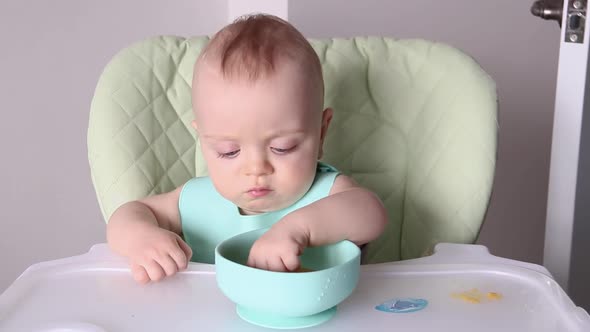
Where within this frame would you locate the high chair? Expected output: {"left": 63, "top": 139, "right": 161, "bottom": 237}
{"left": 5, "top": 36, "right": 589, "bottom": 332}
{"left": 87, "top": 36, "right": 498, "bottom": 264}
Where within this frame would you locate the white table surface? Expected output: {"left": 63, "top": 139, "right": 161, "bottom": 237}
{"left": 1, "top": 243, "right": 589, "bottom": 332}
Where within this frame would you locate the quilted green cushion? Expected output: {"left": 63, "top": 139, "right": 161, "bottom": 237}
{"left": 88, "top": 36, "right": 497, "bottom": 264}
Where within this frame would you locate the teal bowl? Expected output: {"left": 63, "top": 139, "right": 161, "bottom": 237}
{"left": 215, "top": 228, "right": 361, "bottom": 329}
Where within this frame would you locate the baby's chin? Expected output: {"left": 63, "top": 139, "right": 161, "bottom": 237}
{"left": 237, "top": 203, "right": 288, "bottom": 215}
{"left": 236, "top": 197, "right": 302, "bottom": 215}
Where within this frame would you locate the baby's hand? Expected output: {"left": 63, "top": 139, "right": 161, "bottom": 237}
{"left": 247, "top": 223, "right": 309, "bottom": 272}
{"left": 126, "top": 227, "right": 192, "bottom": 284}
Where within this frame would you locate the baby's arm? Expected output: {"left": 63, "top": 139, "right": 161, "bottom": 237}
{"left": 292, "top": 175, "right": 387, "bottom": 246}
{"left": 247, "top": 175, "right": 387, "bottom": 271}
{"left": 107, "top": 186, "right": 192, "bottom": 283}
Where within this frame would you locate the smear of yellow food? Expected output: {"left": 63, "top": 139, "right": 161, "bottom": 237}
{"left": 452, "top": 288, "right": 502, "bottom": 304}
{"left": 487, "top": 292, "right": 502, "bottom": 300}
{"left": 460, "top": 294, "right": 481, "bottom": 304}
{"left": 294, "top": 266, "right": 314, "bottom": 273}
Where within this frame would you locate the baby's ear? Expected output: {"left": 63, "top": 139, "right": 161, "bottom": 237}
{"left": 318, "top": 108, "right": 333, "bottom": 158}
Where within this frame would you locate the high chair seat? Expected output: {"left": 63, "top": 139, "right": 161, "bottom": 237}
{"left": 88, "top": 36, "right": 497, "bottom": 263}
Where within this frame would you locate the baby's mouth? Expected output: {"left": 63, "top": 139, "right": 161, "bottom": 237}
{"left": 247, "top": 187, "right": 272, "bottom": 198}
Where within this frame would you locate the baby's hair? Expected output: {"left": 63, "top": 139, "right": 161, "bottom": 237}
{"left": 196, "top": 13, "right": 324, "bottom": 102}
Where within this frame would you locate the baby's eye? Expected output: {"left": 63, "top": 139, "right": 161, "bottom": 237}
{"left": 218, "top": 150, "right": 240, "bottom": 159}
{"left": 270, "top": 146, "right": 296, "bottom": 155}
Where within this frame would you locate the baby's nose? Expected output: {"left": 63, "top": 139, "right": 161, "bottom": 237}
{"left": 244, "top": 154, "right": 273, "bottom": 176}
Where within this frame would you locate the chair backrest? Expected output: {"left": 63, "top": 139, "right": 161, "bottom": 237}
{"left": 88, "top": 36, "right": 497, "bottom": 263}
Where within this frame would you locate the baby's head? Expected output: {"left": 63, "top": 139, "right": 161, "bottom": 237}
{"left": 192, "top": 14, "right": 332, "bottom": 215}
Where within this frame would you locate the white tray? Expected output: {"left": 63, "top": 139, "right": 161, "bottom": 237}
{"left": 1, "top": 243, "right": 588, "bottom": 331}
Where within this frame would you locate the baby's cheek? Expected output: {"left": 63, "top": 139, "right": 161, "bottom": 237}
{"left": 209, "top": 172, "right": 237, "bottom": 199}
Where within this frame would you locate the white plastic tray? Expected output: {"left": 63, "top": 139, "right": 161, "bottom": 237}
{"left": 1, "top": 243, "right": 588, "bottom": 331}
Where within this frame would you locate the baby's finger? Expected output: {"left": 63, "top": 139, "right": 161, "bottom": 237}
{"left": 247, "top": 253, "right": 266, "bottom": 270}
{"left": 260, "top": 258, "right": 271, "bottom": 271}
{"left": 175, "top": 237, "right": 193, "bottom": 267}
{"left": 169, "top": 245, "right": 189, "bottom": 270}
{"left": 144, "top": 259, "right": 166, "bottom": 282}
{"left": 131, "top": 263, "right": 150, "bottom": 284}
{"left": 246, "top": 253, "right": 257, "bottom": 268}
{"left": 268, "top": 256, "right": 289, "bottom": 272}
{"left": 281, "top": 254, "right": 300, "bottom": 272}
{"left": 157, "top": 254, "right": 179, "bottom": 277}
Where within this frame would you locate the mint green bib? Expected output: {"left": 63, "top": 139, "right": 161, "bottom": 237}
{"left": 179, "top": 163, "right": 339, "bottom": 263}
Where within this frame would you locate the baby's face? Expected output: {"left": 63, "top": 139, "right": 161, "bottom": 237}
{"left": 192, "top": 60, "right": 329, "bottom": 214}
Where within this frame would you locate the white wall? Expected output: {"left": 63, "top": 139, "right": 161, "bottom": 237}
{"left": 0, "top": 0, "right": 226, "bottom": 293}
{"left": 289, "top": 0, "right": 561, "bottom": 264}
{"left": 228, "top": 0, "right": 288, "bottom": 22}
{"left": 0, "top": 0, "right": 561, "bottom": 293}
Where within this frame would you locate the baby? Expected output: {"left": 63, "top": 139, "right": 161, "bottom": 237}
{"left": 107, "top": 14, "right": 388, "bottom": 284}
